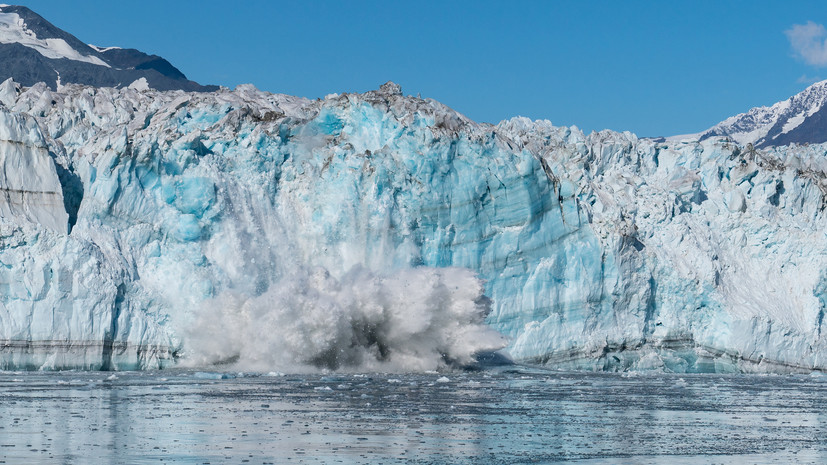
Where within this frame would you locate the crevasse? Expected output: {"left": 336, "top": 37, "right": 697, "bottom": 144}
{"left": 0, "top": 79, "right": 825, "bottom": 372}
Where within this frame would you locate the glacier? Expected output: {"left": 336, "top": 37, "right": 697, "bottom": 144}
{"left": 0, "top": 78, "right": 826, "bottom": 373}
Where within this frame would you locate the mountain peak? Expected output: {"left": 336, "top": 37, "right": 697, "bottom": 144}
{"left": 0, "top": 4, "right": 216, "bottom": 92}
{"left": 697, "top": 79, "right": 827, "bottom": 148}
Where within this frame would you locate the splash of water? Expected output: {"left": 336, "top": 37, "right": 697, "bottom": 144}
{"left": 181, "top": 265, "right": 507, "bottom": 372}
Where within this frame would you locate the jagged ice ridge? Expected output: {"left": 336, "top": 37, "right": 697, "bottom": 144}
{"left": 0, "top": 79, "right": 826, "bottom": 373}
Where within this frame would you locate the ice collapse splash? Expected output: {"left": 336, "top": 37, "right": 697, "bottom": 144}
{"left": 183, "top": 266, "right": 504, "bottom": 372}
{"left": 0, "top": 80, "right": 510, "bottom": 371}
{"left": 0, "top": 78, "right": 826, "bottom": 373}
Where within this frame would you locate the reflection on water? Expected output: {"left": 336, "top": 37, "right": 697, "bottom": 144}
{"left": 0, "top": 369, "right": 825, "bottom": 464}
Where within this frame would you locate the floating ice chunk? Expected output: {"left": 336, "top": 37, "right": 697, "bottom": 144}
{"left": 192, "top": 372, "right": 236, "bottom": 380}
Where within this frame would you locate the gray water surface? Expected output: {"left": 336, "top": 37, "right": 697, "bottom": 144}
{"left": 1, "top": 368, "right": 825, "bottom": 464}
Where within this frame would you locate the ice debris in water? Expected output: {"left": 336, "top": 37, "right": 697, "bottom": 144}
{"left": 0, "top": 79, "right": 825, "bottom": 373}
{"left": 192, "top": 372, "right": 236, "bottom": 380}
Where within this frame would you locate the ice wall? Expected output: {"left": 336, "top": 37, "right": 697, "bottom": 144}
{"left": 0, "top": 109, "right": 67, "bottom": 232}
{"left": 0, "top": 107, "right": 171, "bottom": 369}
{"left": 0, "top": 79, "right": 825, "bottom": 372}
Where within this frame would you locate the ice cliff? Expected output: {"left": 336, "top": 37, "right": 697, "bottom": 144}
{"left": 0, "top": 79, "right": 825, "bottom": 373}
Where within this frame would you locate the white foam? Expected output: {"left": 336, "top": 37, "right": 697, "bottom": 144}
{"left": 180, "top": 265, "right": 506, "bottom": 373}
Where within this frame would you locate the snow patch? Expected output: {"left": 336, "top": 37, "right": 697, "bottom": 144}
{"left": 781, "top": 113, "right": 806, "bottom": 134}
{"left": 88, "top": 44, "right": 121, "bottom": 53}
{"left": 664, "top": 132, "right": 701, "bottom": 142}
{"left": 0, "top": 11, "right": 110, "bottom": 67}
{"left": 128, "top": 77, "right": 149, "bottom": 91}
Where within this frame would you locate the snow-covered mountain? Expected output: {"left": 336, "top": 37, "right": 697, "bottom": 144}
{"left": 695, "top": 79, "right": 827, "bottom": 148}
{"left": 1, "top": 77, "right": 826, "bottom": 373}
{"left": 0, "top": 5, "right": 216, "bottom": 92}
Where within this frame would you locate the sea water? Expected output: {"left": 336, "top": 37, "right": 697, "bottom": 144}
{"left": 1, "top": 368, "right": 825, "bottom": 464}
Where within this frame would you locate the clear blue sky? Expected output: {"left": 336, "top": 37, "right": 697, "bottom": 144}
{"left": 18, "top": 1, "right": 827, "bottom": 136}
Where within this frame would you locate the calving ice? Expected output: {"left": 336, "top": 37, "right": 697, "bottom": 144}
{"left": 0, "top": 77, "right": 825, "bottom": 373}
{"left": 0, "top": 5, "right": 826, "bottom": 373}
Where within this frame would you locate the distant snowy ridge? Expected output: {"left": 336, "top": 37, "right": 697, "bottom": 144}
{"left": 0, "top": 8, "right": 108, "bottom": 66}
{"left": 693, "top": 79, "right": 827, "bottom": 148}
{"left": 87, "top": 44, "right": 121, "bottom": 53}
{"left": 0, "top": 5, "right": 216, "bottom": 92}
{"left": 0, "top": 79, "right": 826, "bottom": 373}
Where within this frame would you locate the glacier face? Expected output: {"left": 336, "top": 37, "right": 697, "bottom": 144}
{"left": 0, "top": 79, "right": 826, "bottom": 372}
{"left": 0, "top": 109, "right": 67, "bottom": 233}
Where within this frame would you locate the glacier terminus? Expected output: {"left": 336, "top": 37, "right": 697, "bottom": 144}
{"left": 0, "top": 77, "right": 826, "bottom": 373}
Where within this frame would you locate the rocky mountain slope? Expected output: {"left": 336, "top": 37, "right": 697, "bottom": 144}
{"left": 694, "top": 80, "right": 827, "bottom": 148}
{"left": 0, "top": 5, "right": 216, "bottom": 92}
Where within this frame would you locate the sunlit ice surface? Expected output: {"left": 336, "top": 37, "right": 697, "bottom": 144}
{"left": 4, "top": 82, "right": 827, "bottom": 373}
{"left": 1, "top": 367, "right": 826, "bottom": 464}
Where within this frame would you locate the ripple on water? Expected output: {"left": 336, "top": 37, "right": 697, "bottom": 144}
{"left": 0, "top": 370, "right": 825, "bottom": 464}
